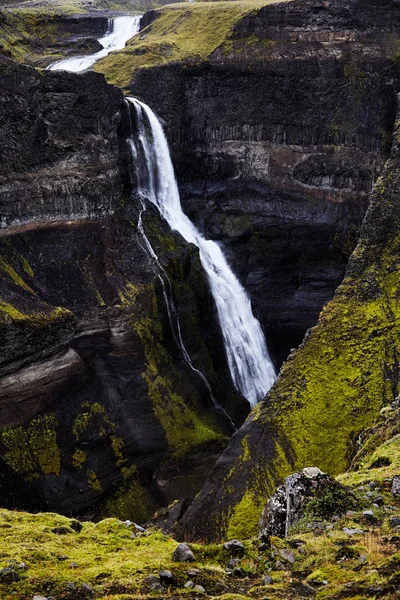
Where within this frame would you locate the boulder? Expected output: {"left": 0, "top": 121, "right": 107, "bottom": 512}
{"left": 172, "top": 543, "right": 195, "bottom": 562}
{"left": 392, "top": 476, "right": 400, "bottom": 497}
{"left": 259, "top": 467, "right": 357, "bottom": 539}
{"left": 223, "top": 540, "right": 245, "bottom": 556}
{"left": 159, "top": 570, "right": 175, "bottom": 586}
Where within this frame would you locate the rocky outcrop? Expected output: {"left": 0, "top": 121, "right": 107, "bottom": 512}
{"left": 0, "top": 57, "right": 245, "bottom": 518}
{"left": 259, "top": 467, "right": 358, "bottom": 539}
{"left": 0, "top": 56, "right": 129, "bottom": 227}
{"left": 0, "top": 9, "right": 110, "bottom": 66}
{"left": 177, "top": 97, "right": 400, "bottom": 542}
{"left": 122, "top": 0, "right": 400, "bottom": 366}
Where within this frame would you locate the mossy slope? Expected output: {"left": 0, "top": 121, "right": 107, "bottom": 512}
{"left": 177, "top": 110, "right": 400, "bottom": 541}
{"left": 3, "top": 431, "right": 400, "bottom": 600}
{"left": 95, "top": 0, "right": 291, "bottom": 88}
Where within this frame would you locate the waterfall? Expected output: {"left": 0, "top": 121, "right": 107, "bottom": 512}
{"left": 48, "top": 16, "right": 141, "bottom": 73}
{"left": 128, "top": 98, "right": 276, "bottom": 407}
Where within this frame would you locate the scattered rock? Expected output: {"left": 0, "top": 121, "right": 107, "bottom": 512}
{"left": 70, "top": 562, "right": 79, "bottom": 569}
{"left": 194, "top": 585, "right": 206, "bottom": 593}
{"left": 390, "top": 517, "right": 400, "bottom": 528}
{"left": 392, "top": 476, "right": 400, "bottom": 496}
{"left": 159, "top": 570, "right": 175, "bottom": 586}
{"left": 184, "top": 580, "right": 195, "bottom": 588}
{"left": 232, "top": 567, "right": 246, "bottom": 577}
{"left": 142, "top": 575, "right": 163, "bottom": 592}
{"left": 81, "top": 583, "right": 95, "bottom": 595}
{"left": 0, "top": 567, "right": 20, "bottom": 583}
{"left": 172, "top": 543, "right": 195, "bottom": 562}
{"left": 287, "top": 539, "right": 306, "bottom": 549}
{"left": 33, "top": 596, "right": 47, "bottom": 600}
{"left": 187, "top": 568, "right": 201, "bottom": 577}
{"left": 359, "top": 555, "right": 368, "bottom": 564}
{"left": 362, "top": 510, "right": 379, "bottom": 525}
{"left": 374, "top": 496, "right": 385, "bottom": 507}
{"left": 227, "top": 558, "right": 241, "bottom": 569}
{"left": 343, "top": 527, "right": 364, "bottom": 536}
{"left": 66, "top": 583, "right": 76, "bottom": 591}
{"left": 17, "top": 562, "right": 28, "bottom": 570}
{"left": 346, "top": 510, "right": 358, "bottom": 518}
{"left": 223, "top": 540, "right": 245, "bottom": 556}
{"left": 263, "top": 575, "right": 273, "bottom": 585}
{"left": 280, "top": 548, "right": 296, "bottom": 564}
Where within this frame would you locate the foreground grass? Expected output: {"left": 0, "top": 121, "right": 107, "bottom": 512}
{"left": 95, "top": 0, "right": 290, "bottom": 88}
{"left": 2, "top": 429, "right": 400, "bottom": 599}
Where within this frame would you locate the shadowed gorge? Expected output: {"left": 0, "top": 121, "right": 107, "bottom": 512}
{"left": 3, "top": 0, "right": 400, "bottom": 598}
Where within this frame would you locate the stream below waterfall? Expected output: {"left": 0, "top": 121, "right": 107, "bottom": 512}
{"left": 46, "top": 16, "right": 276, "bottom": 407}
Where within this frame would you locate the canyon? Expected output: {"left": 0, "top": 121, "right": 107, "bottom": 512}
{"left": 0, "top": 0, "right": 400, "bottom": 556}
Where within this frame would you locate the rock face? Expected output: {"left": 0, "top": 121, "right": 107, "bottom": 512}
{"left": 177, "top": 99, "right": 400, "bottom": 542}
{"left": 0, "top": 9, "right": 109, "bottom": 66}
{"left": 128, "top": 0, "right": 400, "bottom": 366}
{"left": 0, "top": 55, "right": 129, "bottom": 227}
{"left": 0, "top": 57, "right": 246, "bottom": 518}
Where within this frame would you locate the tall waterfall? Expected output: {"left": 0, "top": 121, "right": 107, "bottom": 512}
{"left": 128, "top": 98, "right": 276, "bottom": 407}
{"left": 48, "top": 16, "right": 141, "bottom": 73}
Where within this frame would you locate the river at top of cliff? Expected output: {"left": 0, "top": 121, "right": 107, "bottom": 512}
{"left": 48, "top": 15, "right": 141, "bottom": 73}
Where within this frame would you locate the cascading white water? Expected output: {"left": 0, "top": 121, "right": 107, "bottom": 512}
{"left": 48, "top": 16, "right": 141, "bottom": 73}
{"left": 128, "top": 97, "right": 276, "bottom": 407}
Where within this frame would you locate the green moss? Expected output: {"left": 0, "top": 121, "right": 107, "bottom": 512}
{"left": 0, "top": 256, "right": 35, "bottom": 294}
{"left": 1, "top": 415, "right": 60, "bottom": 479}
{"left": 0, "top": 508, "right": 178, "bottom": 599}
{"left": 73, "top": 403, "right": 128, "bottom": 470}
{"left": 226, "top": 489, "right": 263, "bottom": 540}
{"left": 102, "top": 472, "right": 153, "bottom": 523}
{"left": 117, "top": 282, "right": 143, "bottom": 307}
{"left": 72, "top": 402, "right": 107, "bottom": 440}
{"left": 87, "top": 469, "right": 102, "bottom": 492}
{"left": 0, "top": 301, "right": 27, "bottom": 320}
{"left": 134, "top": 309, "right": 226, "bottom": 459}
{"left": 71, "top": 448, "right": 87, "bottom": 469}
{"left": 20, "top": 256, "right": 34, "bottom": 278}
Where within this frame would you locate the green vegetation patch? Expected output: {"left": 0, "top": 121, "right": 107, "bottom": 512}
{"left": 1, "top": 415, "right": 60, "bottom": 479}
{"left": 96, "top": 0, "right": 290, "bottom": 88}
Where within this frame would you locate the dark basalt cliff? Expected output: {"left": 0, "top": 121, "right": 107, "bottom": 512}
{"left": 0, "top": 56, "right": 245, "bottom": 518}
{"left": 129, "top": 0, "right": 400, "bottom": 366}
{"left": 178, "top": 104, "right": 400, "bottom": 542}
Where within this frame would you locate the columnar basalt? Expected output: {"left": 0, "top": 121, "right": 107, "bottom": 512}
{"left": 0, "top": 56, "right": 245, "bottom": 517}
{"left": 115, "top": 0, "right": 400, "bottom": 366}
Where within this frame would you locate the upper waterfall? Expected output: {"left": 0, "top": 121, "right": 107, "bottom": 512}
{"left": 48, "top": 15, "right": 141, "bottom": 73}
{"left": 128, "top": 97, "right": 276, "bottom": 407}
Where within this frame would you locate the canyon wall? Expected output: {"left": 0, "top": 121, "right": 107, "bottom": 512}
{"left": 178, "top": 104, "right": 400, "bottom": 541}
{"left": 128, "top": 0, "right": 400, "bottom": 365}
{"left": 0, "top": 56, "right": 244, "bottom": 518}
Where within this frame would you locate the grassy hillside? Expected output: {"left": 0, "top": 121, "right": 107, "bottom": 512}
{"left": 95, "top": 0, "right": 291, "bottom": 88}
